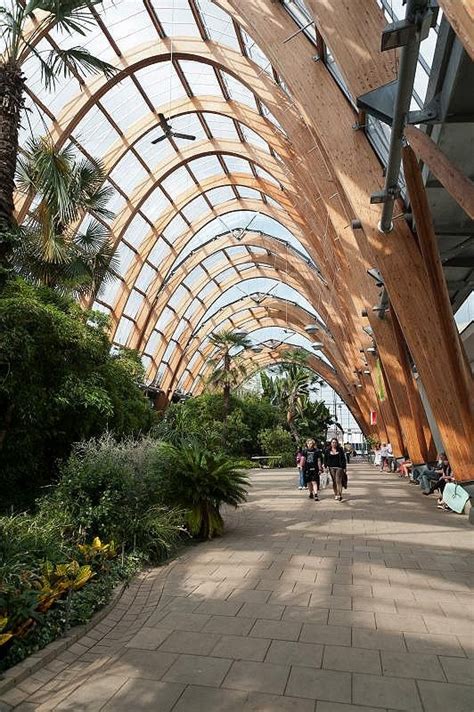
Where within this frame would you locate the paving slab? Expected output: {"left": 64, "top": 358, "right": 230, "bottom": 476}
{"left": 2, "top": 464, "right": 473, "bottom": 712}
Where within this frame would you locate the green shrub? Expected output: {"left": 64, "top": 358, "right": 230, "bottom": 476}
{"left": 151, "top": 443, "right": 250, "bottom": 540}
{"left": 0, "top": 278, "right": 155, "bottom": 510}
{"left": 52, "top": 435, "right": 183, "bottom": 560}
{"left": 258, "top": 426, "right": 295, "bottom": 467}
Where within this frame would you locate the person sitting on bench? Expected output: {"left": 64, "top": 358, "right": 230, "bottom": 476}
{"left": 418, "top": 453, "right": 448, "bottom": 492}
{"left": 422, "top": 454, "right": 453, "bottom": 503}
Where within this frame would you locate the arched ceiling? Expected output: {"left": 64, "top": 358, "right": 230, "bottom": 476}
{"left": 12, "top": 0, "right": 463, "bottom": 440}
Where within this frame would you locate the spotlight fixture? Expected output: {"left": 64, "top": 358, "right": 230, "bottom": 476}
{"left": 366, "top": 346, "right": 377, "bottom": 354}
{"left": 363, "top": 369, "right": 371, "bottom": 375}
{"left": 356, "top": 383, "right": 363, "bottom": 388}
{"left": 311, "top": 342, "right": 323, "bottom": 350}
{"left": 305, "top": 324, "right": 320, "bottom": 333}
{"left": 234, "top": 330, "right": 248, "bottom": 338}
{"left": 251, "top": 345, "right": 263, "bottom": 353}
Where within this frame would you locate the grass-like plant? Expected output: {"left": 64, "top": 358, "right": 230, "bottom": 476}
{"left": 155, "top": 442, "right": 250, "bottom": 540}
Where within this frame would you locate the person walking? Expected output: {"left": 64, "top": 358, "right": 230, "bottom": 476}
{"left": 325, "top": 437, "right": 347, "bottom": 501}
{"left": 301, "top": 439, "right": 323, "bottom": 501}
{"left": 296, "top": 448, "right": 305, "bottom": 490}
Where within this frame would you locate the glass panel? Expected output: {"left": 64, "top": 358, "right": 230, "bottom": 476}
{"left": 224, "top": 156, "right": 253, "bottom": 174}
{"left": 151, "top": 0, "right": 201, "bottom": 36}
{"left": 123, "top": 290, "right": 144, "bottom": 319}
{"left": 162, "top": 339, "right": 179, "bottom": 363}
{"left": 114, "top": 316, "right": 134, "bottom": 345}
{"left": 161, "top": 166, "right": 196, "bottom": 196}
{"left": 116, "top": 243, "right": 136, "bottom": 277}
{"left": 99, "top": 277, "right": 123, "bottom": 306}
{"left": 149, "top": 238, "right": 172, "bottom": 265}
{"left": 240, "top": 28, "right": 273, "bottom": 75}
{"left": 74, "top": 107, "right": 119, "bottom": 156}
{"left": 203, "top": 113, "right": 240, "bottom": 141}
{"left": 135, "top": 264, "right": 157, "bottom": 292}
{"left": 141, "top": 189, "right": 173, "bottom": 224}
{"left": 241, "top": 125, "right": 270, "bottom": 152}
{"left": 163, "top": 214, "right": 188, "bottom": 241}
{"left": 134, "top": 62, "right": 186, "bottom": 113}
{"left": 145, "top": 330, "right": 161, "bottom": 356}
{"left": 167, "top": 284, "right": 188, "bottom": 310}
{"left": 197, "top": 0, "right": 240, "bottom": 50}
{"left": 222, "top": 72, "right": 258, "bottom": 111}
{"left": 178, "top": 60, "right": 223, "bottom": 96}
{"left": 107, "top": 3, "right": 157, "bottom": 51}
{"left": 181, "top": 195, "right": 209, "bottom": 221}
{"left": 155, "top": 306, "right": 175, "bottom": 332}
{"left": 236, "top": 186, "right": 261, "bottom": 200}
{"left": 100, "top": 78, "right": 151, "bottom": 133}
{"left": 187, "top": 155, "right": 225, "bottom": 181}
{"left": 109, "top": 151, "right": 149, "bottom": 194}
{"left": 123, "top": 214, "right": 150, "bottom": 248}
{"left": 205, "top": 186, "right": 236, "bottom": 206}
{"left": 183, "top": 264, "right": 207, "bottom": 288}
{"left": 255, "top": 165, "right": 280, "bottom": 186}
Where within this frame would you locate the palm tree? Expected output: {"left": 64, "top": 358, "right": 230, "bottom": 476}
{"left": 207, "top": 330, "right": 251, "bottom": 418}
{"left": 0, "top": 0, "right": 116, "bottom": 266}
{"left": 12, "top": 136, "right": 118, "bottom": 296}
{"left": 157, "top": 442, "right": 250, "bottom": 540}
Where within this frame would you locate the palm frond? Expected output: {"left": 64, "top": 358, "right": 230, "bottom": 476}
{"left": 45, "top": 47, "right": 117, "bottom": 87}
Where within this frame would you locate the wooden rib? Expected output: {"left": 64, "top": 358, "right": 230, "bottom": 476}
{"left": 405, "top": 126, "right": 474, "bottom": 220}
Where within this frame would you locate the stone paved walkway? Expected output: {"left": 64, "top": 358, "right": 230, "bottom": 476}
{"left": 1, "top": 463, "right": 473, "bottom": 711}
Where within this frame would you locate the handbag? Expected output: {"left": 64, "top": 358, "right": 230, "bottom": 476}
{"left": 442, "top": 483, "right": 469, "bottom": 513}
{"left": 342, "top": 471, "right": 348, "bottom": 489}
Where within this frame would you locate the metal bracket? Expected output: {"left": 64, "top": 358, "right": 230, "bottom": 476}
{"left": 370, "top": 186, "right": 401, "bottom": 205}
{"left": 356, "top": 80, "right": 398, "bottom": 126}
{"left": 407, "top": 94, "right": 441, "bottom": 124}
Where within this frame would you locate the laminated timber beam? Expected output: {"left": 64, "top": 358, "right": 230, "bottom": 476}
{"left": 193, "top": 342, "right": 373, "bottom": 439}
{"left": 220, "top": 0, "right": 474, "bottom": 476}
{"left": 18, "top": 34, "right": 378, "bottom": 435}
{"left": 405, "top": 126, "right": 474, "bottom": 221}
{"left": 438, "top": 0, "right": 474, "bottom": 60}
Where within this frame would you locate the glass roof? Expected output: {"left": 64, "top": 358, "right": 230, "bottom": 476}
{"left": 11, "top": 0, "right": 452, "bottom": 395}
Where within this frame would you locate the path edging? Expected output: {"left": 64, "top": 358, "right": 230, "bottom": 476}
{"left": 0, "top": 581, "right": 127, "bottom": 697}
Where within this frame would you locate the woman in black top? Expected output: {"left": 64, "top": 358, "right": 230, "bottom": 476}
{"left": 324, "top": 438, "right": 347, "bottom": 501}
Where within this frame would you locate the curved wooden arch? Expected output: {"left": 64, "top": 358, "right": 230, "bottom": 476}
{"left": 191, "top": 330, "right": 370, "bottom": 435}
{"left": 142, "top": 262, "right": 316, "bottom": 377}
{"left": 218, "top": 0, "right": 474, "bottom": 476}
{"left": 111, "top": 193, "right": 315, "bottom": 334}
{"left": 187, "top": 308, "right": 376, "bottom": 429}
{"left": 131, "top": 231, "right": 332, "bottom": 355}
{"left": 148, "top": 270, "right": 365, "bottom": 414}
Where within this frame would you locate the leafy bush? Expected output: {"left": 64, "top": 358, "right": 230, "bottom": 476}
{"left": 52, "top": 435, "right": 183, "bottom": 560}
{"left": 0, "top": 278, "right": 155, "bottom": 510}
{"left": 151, "top": 443, "right": 250, "bottom": 540}
{"left": 258, "top": 426, "right": 295, "bottom": 467}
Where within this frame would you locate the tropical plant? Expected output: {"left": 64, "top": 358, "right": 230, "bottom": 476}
{"left": 154, "top": 443, "right": 250, "bottom": 540}
{"left": 12, "top": 137, "right": 118, "bottom": 296}
{"left": 53, "top": 435, "right": 183, "bottom": 560}
{"left": 206, "top": 330, "right": 252, "bottom": 418}
{"left": 0, "top": 279, "right": 154, "bottom": 508}
{"left": 258, "top": 425, "right": 294, "bottom": 467}
{"left": 0, "top": 0, "right": 116, "bottom": 267}
{"left": 295, "top": 395, "right": 333, "bottom": 443}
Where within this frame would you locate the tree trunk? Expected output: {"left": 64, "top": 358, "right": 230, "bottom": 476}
{"left": 223, "top": 383, "right": 230, "bottom": 419}
{"left": 287, "top": 409, "right": 299, "bottom": 442}
{"left": 0, "top": 63, "right": 24, "bottom": 267}
{"left": 223, "top": 351, "right": 231, "bottom": 419}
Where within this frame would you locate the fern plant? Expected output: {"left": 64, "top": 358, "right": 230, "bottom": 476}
{"left": 156, "top": 443, "right": 250, "bottom": 540}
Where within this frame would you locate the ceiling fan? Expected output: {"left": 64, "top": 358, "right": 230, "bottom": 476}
{"left": 151, "top": 113, "right": 196, "bottom": 143}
